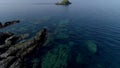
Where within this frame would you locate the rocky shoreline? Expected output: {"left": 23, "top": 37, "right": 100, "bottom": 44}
{"left": 0, "top": 28, "right": 47, "bottom": 68}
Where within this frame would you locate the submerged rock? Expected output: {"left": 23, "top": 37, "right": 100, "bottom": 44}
{"left": 86, "top": 40, "right": 97, "bottom": 54}
{"left": 41, "top": 42, "right": 74, "bottom": 68}
{"left": 56, "top": 0, "right": 71, "bottom": 5}
{"left": 42, "top": 45, "right": 69, "bottom": 68}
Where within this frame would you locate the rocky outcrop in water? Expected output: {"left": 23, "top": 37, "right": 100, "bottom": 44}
{"left": 0, "top": 20, "right": 20, "bottom": 29}
{"left": 0, "top": 28, "right": 47, "bottom": 68}
{"left": 56, "top": 0, "right": 71, "bottom": 5}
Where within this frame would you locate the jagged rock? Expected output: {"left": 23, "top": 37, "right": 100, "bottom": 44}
{"left": 5, "top": 34, "right": 29, "bottom": 45}
{"left": 0, "top": 45, "right": 5, "bottom": 49}
{"left": 0, "top": 56, "right": 16, "bottom": 68}
{"left": 0, "top": 46, "right": 19, "bottom": 58}
{"left": 17, "top": 28, "right": 47, "bottom": 58}
{"left": 0, "top": 32, "right": 14, "bottom": 45}
{"left": 0, "top": 28, "right": 47, "bottom": 68}
{"left": 9, "top": 59, "right": 23, "bottom": 68}
{"left": 0, "top": 44, "right": 10, "bottom": 54}
{"left": 0, "top": 33, "right": 29, "bottom": 55}
{"left": 5, "top": 35, "right": 19, "bottom": 45}
{"left": 19, "top": 34, "right": 29, "bottom": 40}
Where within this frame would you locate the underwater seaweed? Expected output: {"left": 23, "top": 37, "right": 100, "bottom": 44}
{"left": 41, "top": 42, "right": 74, "bottom": 68}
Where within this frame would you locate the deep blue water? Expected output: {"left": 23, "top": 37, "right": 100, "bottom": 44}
{"left": 0, "top": 0, "right": 120, "bottom": 68}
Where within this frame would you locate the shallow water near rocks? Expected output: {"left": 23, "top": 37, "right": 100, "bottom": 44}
{"left": 0, "top": 0, "right": 120, "bottom": 68}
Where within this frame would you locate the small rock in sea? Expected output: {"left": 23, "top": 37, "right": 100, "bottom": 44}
{"left": 4, "top": 20, "right": 20, "bottom": 27}
{"left": 0, "top": 20, "right": 20, "bottom": 29}
{"left": 56, "top": 0, "right": 71, "bottom": 5}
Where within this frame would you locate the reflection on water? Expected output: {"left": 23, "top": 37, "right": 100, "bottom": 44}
{"left": 32, "top": 3, "right": 54, "bottom": 5}
{"left": 0, "top": 0, "right": 120, "bottom": 68}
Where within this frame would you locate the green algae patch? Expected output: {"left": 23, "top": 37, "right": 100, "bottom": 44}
{"left": 86, "top": 40, "right": 97, "bottom": 54}
{"left": 41, "top": 43, "right": 73, "bottom": 68}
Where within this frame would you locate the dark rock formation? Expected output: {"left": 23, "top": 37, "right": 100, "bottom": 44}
{"left": 0, "top": 32, "right": 14, "bottom": 45}
{"left": 56, "top": 0, "right": 71, "bottom": 5}
{"left": 0, "top": 28, "right": 47, "bottom": 68}
{"left": 0, "top": 22, "right": 2, "bottom": 28}
{"left": 5, "top": 34, "right": 29, "bottom": 45}
{"left": 0, "top": 20, "right": 20, "bottom": 29}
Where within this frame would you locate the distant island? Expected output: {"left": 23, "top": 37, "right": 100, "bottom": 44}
{"left": 56, "top": 0, "right": 71, "bottom": 5}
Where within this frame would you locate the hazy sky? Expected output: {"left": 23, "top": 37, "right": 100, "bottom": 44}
{"left": 0, "top": 0, "right": 59, "bottom": 3}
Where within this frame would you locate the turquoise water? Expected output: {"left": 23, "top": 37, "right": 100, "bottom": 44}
{"left": 0, "top": 0, "right": 120, "bottom": 68}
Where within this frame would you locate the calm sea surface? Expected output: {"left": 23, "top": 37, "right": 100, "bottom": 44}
{"left": 0, "top": 0, "right": 120, "bottom": 68}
